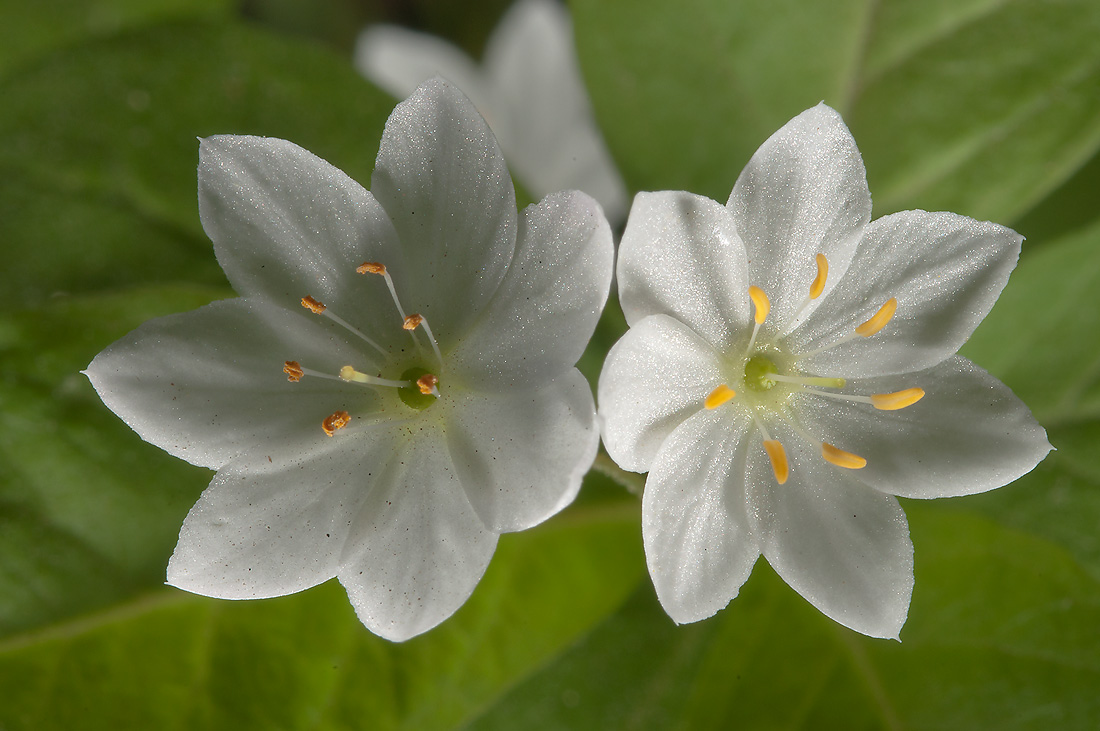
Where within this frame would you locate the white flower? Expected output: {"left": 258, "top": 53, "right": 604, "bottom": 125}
{"left": 598, "top": 103, "right": 1051, "bottom": 639}
{"left": 355, "top": 0, "right": 629, "bottom": 225}
{"left": 84, "top": 79, "right": 613, "bottom": 641}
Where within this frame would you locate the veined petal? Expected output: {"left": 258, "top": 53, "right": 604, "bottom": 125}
{"left": 338, "top": 428, "right": 497, "bottom": 642}
{"left": 598, "top": 314, "right": 724, "bottom": 473}
{"left": 84, "top": 298, "right": 380, "bottom": 470}
{"left": 445, "top": 369, "right": 597, "bottom": 533}
{"left": 166, "top": 426, "right": 395, "bottom": 600}
{"left": 618, "top": 191, "right": 751, "bottom": 350}
{"left": 643, "top": 408, "right": 760, "bottom": 624}
{"left": 796, "top": 356, "right": 1051, "bottom": 499}
{"left": 370, "top": 78, "right": 517, "bottom": 346}
{"left": 483, "top": 0, "right": 628, "bottom": 223}
{"left": 727, "top": 103, "right": 871, "bottom": 330}
{"left": 354, "top": 25, "right": 492, "bottom": 114}
{"left": 747, "top": 422, "right": 914, "bottom": 639}
{"left": 793, "top": 211, "right": 1023, "bottom": 377}
{"left": 198, "top": 135, "right": 406, "bottom": 337}
{"left": 450, "top": 190, "right": 612, "bottom": 389}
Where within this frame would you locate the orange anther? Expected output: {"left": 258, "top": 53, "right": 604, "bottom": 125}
{"left": 322, "top": 410, "right": 351, "bottom": 437}
{"left": 871, "top": 387, "right": 925, "bottom": 411}
{"left": 809, "top": 253, "right": 828, "bottom": 299}
{"left": 855, "top": 297, "right": 897, "bottom": 337}
{"left": 704, "top": 384, "right": 737, "bottom": 410}
{"left": 403, "top": 313, "right": 424, "bottom": 330}
{"left": 301, "top": 295, "right": 326, "bottom": 314}
{"left": 749, "top": 286, "right": 771, "bottom": 325}
{"left": 762, "top": 440, "right": 789, "bottom": 485}
{"left": 417, "top": 374, "right": 440, "bottom": 396}
{"left": 821, "top": 442, "right": 867, "bottom": 469}
{"left": 356, "top": 262, "right": 386, "bottom": 275}
{"left": 283, "top": 361, "right": 304, "bottom": 382}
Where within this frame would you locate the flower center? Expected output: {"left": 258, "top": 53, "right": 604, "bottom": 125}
{"left": 704, "top": 252, "right": 926, "bottom": 484}
{"left": 283, "top": 262, "right": 444, "bottom": 435}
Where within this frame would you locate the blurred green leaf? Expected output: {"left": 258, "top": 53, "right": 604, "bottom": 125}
{"left": 0, "top": 19, "right": 395, "bottom": 305}
{"left": 574, "top": 0, "right": 1100, "bottom": 224}
{"left": 465, "top": 507, "right": 1100, "bottom": 730}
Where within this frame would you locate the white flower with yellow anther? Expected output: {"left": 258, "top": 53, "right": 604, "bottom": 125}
{"left": 84, "top": 78, "right": 613, "bottom": 641}
{"left": 598, "top": 103, "right": 1051, "bottom": 639}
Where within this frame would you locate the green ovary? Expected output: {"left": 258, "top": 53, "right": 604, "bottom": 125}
{"left": 743, "top": 354, "right": 779, "bottom": 392}
{"left": 398, "top": 366, "right": 438, "bottom": 410}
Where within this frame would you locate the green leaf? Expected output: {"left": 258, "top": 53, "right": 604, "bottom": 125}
{"left": 464, "top": 507, "right": 1100, "bottom": 730}
{"left": 573, "top": 0, "right": 1100, "bottom": 223}
{"left": 0, "top": 19, "right": 396, "bottom": 305}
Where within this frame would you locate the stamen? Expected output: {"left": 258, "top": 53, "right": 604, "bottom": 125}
{"left": 822, "top": 442, "right": 867, "bottom": 469}
{"left": 762, "top": 440, "right": 789, "bottom": 485}
{"left": 358, "top": 260, "right": 409, "bottom": 321}
{"left": 300, "top": 295, "right": 326, "bottom": 314}
{"left": 322, "top": 410, "right": 351, "bottom": 437}
{"left": 339, "top": 365, "right": 414, "bottom": 389}
{"left": 809, "top": 253, "right": 828, "bottom": 300}
{"left": 403, "top": 313, "right": 445, "bottom": 369}
{"left": 704, "top": 384, "right": 737, "bottom": 410}
{"left": 767, "top": 373, "right": 846, "bottom": 389}
{"left": 855, "top": 298, "right": 898, "bottom": 337}
{"left": 745, "top": 286, "right": 770, "bottom": 355}
{"left": 416, "top": 373, "right": 440, "bottom": 397}
{"left": 870, "top": 387, "right": 925, "bottom": 411}
{"left": 300, "top": 294, "right": 387, "bottom": 358}
{"left": 283, "top": 361, "right": 304, "bottom": 382}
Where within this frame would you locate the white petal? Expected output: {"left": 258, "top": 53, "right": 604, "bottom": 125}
{"left": 795, "top": 356, "right": 1051, "bottom": 499}
{"left": 598, "top": 314, "right": 724, "bottom": 473}
{"left": 84, "top": 298, "right": 380, "bottom": 470}
{"left": 338, "top": 428, "right": 497, "bottom": 642}
{"left": 617, "top": 191, "right": 751, "bottom": 350}
{"left": 483, "top": 0, "right": 628, "bottom": 223}
{"left": 643, "top": 408, "right": 760, "bottom": 624}
{"left": 449, "top": 190, "right": 613, "bottom": 389}
{"left": 370, "top": 78, "right": 517, "bottom": 345}
{"left": 354, "top": 25, "right": 492, "bottom": 114}
{"left": 792, "top": 211, "right": 1023, "bottom": 377}
{"left": 198, "top": 135, "right": 406, "bottom": 335}
{"left": 444, "top": 369, "right": 597, "bottom": 533}
{"left": 747, "top": 423, "right": 914, "bottom": 639}
{"left": 727, "top": 103, "right": 871, "bottom": 331}
{"left": 166, "top": 426, "right": 397, "bottom": 600}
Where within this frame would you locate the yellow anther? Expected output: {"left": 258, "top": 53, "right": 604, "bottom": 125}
{"left": 301, "top": 295, "right": 326, "bottom": 314}
{"left": 809, "top": 253, "right": 828, "bottom": 299}
{"left": 821, "top": 442, "right": 867, "bottom": 469}
{"left": 283, "top": 361, "right": 304, "bottom": 382}
{"left": 871, "top": 387, "right": 925, "bottom": 411}
{"left": 356, "top": 261, "right": 386, "bottom": 275}
{"left": 762, "top": 440, "right": 789, "bottom": 485}
{"left": 322, "top": 410, "right": 351, "bottom": 437}
{"left": 855, "top": 297, "right": 898, "bottom": 337}
{"left": 704, "top": 384, "right": 737, "bottom": 410}
{"left": 403, "top": 313, "right": 424, "bottom": 331}
{"left": 749, "top": 286, "right": 770, "bottom": 325}
{"left": 417, "top": 373, "right": 440, "bottom": 396}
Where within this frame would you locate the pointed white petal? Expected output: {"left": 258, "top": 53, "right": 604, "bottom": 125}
{"left": 793, "top": 211, "right": 1023, "bottom": 377}
{"left": 166, "top": 425, "right": 397, "bottom": 600}
{"left": 483, "top": 0, "right": 628, "bottom": 223}
{"left": 450, "top": 190, "right": 613, "bottom": 388}
{"left": 617, "top": 191, "right": 751, "bottom": 350}
{"left": 643, "top": 408, "right": 760, "bottom": 624}
{"left": 445, "top": 369, "right": 596, "bottom": 533}
{"left": 198, "top": 135, "right": 406, "bottom": 331}
{"left": 598, "top": 314, "right": 724, "bottom": 473}
{"left": 338, "top": 428, "right": 497, "bottom": 642}
{"left": 795, "top": 356, "right": 1051, "bottom": 498}
{"left": 84, "top": 298, "right": 380, "bottom": 470}
{"left": 747, "top": 423, "right": 914, "bottom": 639}
{"left": 727, "top": 103, "right": 871, "bottom": 330}
{"left": 370, "top": 78, "right": 517, "bottom": 346}
{"left": 354, "top": 25, "right": 492, "bottom": 113}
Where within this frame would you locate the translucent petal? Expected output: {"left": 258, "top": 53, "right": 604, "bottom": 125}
{"left": 617, "top": 191, "right": 751, "bottom": 350}
{"left": 166, "top": 425, "right": 396, "bottom": 600}
{"left": 449, "top": 190, "right": 613, "bottom": 389}
{"left": 727, "top": 103, "right": 871, "bottom": 331}
{"left": 198, "top": 135, "right": 406, "bottom": 344}
{"left": 795, "top": 356, "right": 1051, "bottom": 499}
{"left": 598, "top": 314, "right": 724, "bottom": 473}
{"left": 370, "top": 78, "right": 517, "bottom": 345}
{"left": 84, "top": 298, "right": 381, "bottom": 470}
{"left": 338, "top": 427, "right": 497, "bottom": 642}
{"left": 793, "top": 211, "right": 1023, "bottom": 377}
{"left": 746, "top": 422, "right": 914, "bottom": 639}
{"left": 445, "top": 369, "right": 597, "bottom": 533}
{"left": 643, "top": 408, "right": 760, "bottom": 624}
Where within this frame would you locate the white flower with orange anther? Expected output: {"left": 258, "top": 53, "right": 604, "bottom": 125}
{"left": 84, "top": 78, "right": 613, "bottom": 641}
{"left": 597, "top": 103, "right": 1051, "bottom": 639}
